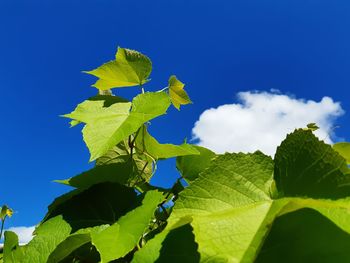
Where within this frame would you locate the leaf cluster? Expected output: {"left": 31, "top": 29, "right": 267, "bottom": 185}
{"left": 3, "top": 47, "right": 350, "bottom": 263}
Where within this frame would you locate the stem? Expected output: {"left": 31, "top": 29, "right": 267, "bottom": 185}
{"left": 158, "top": 86, "right": 169, "bottom": 93}
{"left": 140, "top": 84, "right": 145, "bottom": 94}
{"left": 0, "top": 216, "right": 6, "bottom": 241}
{"left": 159, "top": 204, "right": 169, "bottom": 217}
{"left": 128, "top": 135, "right": 134, "bottom": 159}
{"left": 131, "top": 128, "right": 141, "bottom": 146}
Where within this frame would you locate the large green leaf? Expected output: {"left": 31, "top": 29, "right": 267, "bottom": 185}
{"left": 64, "top": 91, "right": 171, "bottom": 161}
{"left": 4, "top": 216, "right": 71, "bottom": 263}
{"left": 91, "top": 190, "right": 164, "bottom": 262}
{"left": 43, "top": 183, "right": 138, "bottom": 231}
{"left": 333, "top": 142, "right": 350, "bottom": 165}
{"left": 133, "top": 151, "right": 350, "bottom": 263}
{"left": 176, "top": 145, "right": 216, "bottom": 183}
{"left": 84, "top": 47, "right": 152, "bottom": 90}
{"left": 274, "top": 129, "right": 350, "bottom": 198}
{"left": 168, "top": 75, "right": 192, "bottom": 110}
{"left": 135, "top": 125, "right": 199, "bottom": 160}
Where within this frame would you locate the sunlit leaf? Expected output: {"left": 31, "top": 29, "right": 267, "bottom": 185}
{"left": 64, "top": 92, "right": 171, "bottom": 161}
{"left": 134, "top": 146, "right": 350, "bottom": 262}
{"left": 135, "top": 125, "right": 199, "bottom": 160}
{"left": 4, "top": 216, "right": 71, "bottom": 263}
{"left": 84, "top": 47, "right": 152, "bottom": 90}
{"left": 168, "top": 75, "right": 192, "bottom": 110}
{"left": 333, "top": 142, "right": 350, "bottom": 165}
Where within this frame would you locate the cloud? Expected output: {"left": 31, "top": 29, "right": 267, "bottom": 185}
{"left": 6, "top": 226, "right": 36, "bottom": 244}
{"left": 192, "top": 91, "right": 344, "bottom": 156}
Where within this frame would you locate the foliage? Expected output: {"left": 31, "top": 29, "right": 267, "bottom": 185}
{"left": 3, "top": 47, "right": 350, "bottom": 263}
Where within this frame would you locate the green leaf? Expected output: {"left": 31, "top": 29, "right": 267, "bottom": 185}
{"left": 6, "top": 216, "right": 71, "bottom": 263}
{"left": 333, "top": 142, "right": 350, "bottom": 164}
{"left": 132, "top": 216, "right": 199, "bottom": 263}
{"left": 168, "top": 75, "right": 192, "bottom": 110}
{"left": 274, "top": 129, "right": 350, "bottom": 199}
{"left": 134, "top": 152, "right": 350, "bottom": 263}
{"left": 55, "top": 162, "right": 134, "bottom": 189}
{"left": 84, "top": 47, "right": 152, "bottom": 90}
{"left": 95, "top": 142, "right": 153, "bottom": 182}
{"left": 64, "top": 91, "right": 171, "bottom": 161}
{"left": 47, "top": 225, "right": 107, "bottom": 263}
{"left": 256, "top": 208, "right": 350, "bottom": 263}
{"left": 43, "top": 183, "right": 138, "bottom": 232}
{"left": 55, "top": 142, "right": 152, "bottom": 189}
{"left": 304, "top": 122, "right": 319, "bottom": 131}
{"left": 176, "top": 145, "right": 216, "bottom": 183}
{"left": 63, "top": 100, "right": 131, "bottom": 128}
{"left": 135, "top": 125, "right": 199, "bottom": 160}
{"left": 133, "top": 152, "right": 274, "bottom": 262}
{"left": 3, "top": 231, "right": 24, "bottom": 263}
{"left": 91, "top": 190, "right": 164, "bottom": 262}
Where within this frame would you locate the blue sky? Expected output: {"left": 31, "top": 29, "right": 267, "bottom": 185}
{"left": 1, "top": 0, "right": 350, "bottom": 233}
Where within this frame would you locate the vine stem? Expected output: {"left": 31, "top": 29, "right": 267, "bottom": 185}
{"left": 0, "top": 216, "right": 6, "bottom": 241}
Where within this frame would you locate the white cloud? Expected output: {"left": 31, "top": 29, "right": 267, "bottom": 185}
{"left": 192, "top": 91, "right": 344, "bottom": 156}
{"left": 6, "top": 226, "right": 36, "bottom": 244}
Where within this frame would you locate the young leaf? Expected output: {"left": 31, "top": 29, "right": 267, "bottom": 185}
{"left": 333, "top": 142, "right": 350, "bottom": 164}
{"left": 304, "top": 122, "right": 319, "bottom": 131}
{"left": 84, "top": 47, "right": 152, "bottom": 90}
{"left": 64, "top": 91, "right": 171, "bottom": 161}
{"left": 91, "top": 190, "right": 164, "bottom": 262}
{"left": 135, "top": 125, "right": 199, "bottom": 160}
{"left": 168, "top": 75, "right": 192, "bottom": 110}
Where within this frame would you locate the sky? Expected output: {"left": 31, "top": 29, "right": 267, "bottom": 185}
{"left": 1, "top": 0, "right": 350, "bottom": 242}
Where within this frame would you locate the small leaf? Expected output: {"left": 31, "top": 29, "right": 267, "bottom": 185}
{"left": 135, "top": 125, "right": 199, "bottom": 160}
{"left": 303, "top": 122, "right": 319, "bottom": 131}
{"left": 176, "top": 145, "right": 216, "bottom": 183}
{"left": 84, "top": 47, "right": 152, "bottom": 90}
{"left": 333, "top": 142, "right": 350, "bottom": 164}
{"left": 168, "top": 75, "right": 192, "bottom": 110}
